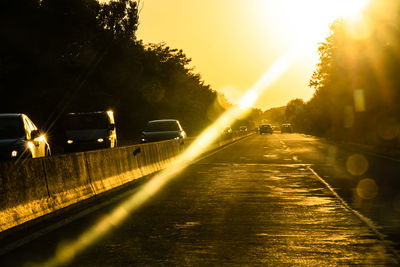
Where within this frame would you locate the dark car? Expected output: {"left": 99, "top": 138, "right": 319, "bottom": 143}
{"left": 141, "top": 119, "right": 186, "bottom": 143}
{"left": 281, "top": 123, "right": 293, "bottom": 133}
{"left": 63, "top": 111, "right": 117, "bottom": 152}
{"left": 0, "top": 113, "right": 51, "bottom": 160}
{"left": 223, "top": 126, "right": 233, "bottom": 135}
{"left": 259, "top": 124, "right": 273, "bottom": 134}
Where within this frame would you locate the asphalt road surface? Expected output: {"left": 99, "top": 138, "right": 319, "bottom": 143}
{"left": 2, "top": 133, "right": 400, "bottom": 266}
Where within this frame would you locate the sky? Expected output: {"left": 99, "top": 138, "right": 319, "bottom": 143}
{"left": 134, "top": 0, "right": 369, "bottom": 110}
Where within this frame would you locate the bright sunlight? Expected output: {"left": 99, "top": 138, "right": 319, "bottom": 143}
{"left": 255, "top": 0, "right": 370, "bottom": 45}
{"left": 38, "top": 1, "right": 371, "bottom": 266}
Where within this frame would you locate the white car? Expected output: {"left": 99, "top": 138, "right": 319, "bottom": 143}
{"left": 0, "top": 113, "right": 51, "bottom": 160}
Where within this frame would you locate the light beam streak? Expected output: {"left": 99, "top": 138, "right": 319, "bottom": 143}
{"left": 38, "top": 50, "right": 297, "bottom": 267}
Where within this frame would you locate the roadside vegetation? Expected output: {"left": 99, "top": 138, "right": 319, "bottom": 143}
{"left": 0, "top": 0, "right": 236, "bottom": 144}
{"left": 5, "top": 0, "right": 397, "bottom": 149}
{"left": 280, "top": 0, "right": 400, "bottom": 148}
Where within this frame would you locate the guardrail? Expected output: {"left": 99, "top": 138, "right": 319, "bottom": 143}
{"left": 0, "top": 131, "right": 254, "bottom": 232}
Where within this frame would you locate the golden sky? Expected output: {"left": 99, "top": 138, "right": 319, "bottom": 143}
{"left": 135, "top": 0, "right": 368, "bottom": 110}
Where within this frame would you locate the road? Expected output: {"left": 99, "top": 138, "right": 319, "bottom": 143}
{"left": 2, "top": 133, "right": 400, "bottom": 266}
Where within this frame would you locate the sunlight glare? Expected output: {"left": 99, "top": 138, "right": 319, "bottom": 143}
{"left": 239, "top": 90, "right": 258, "bottom": 110}
{"left": 36, "top": 2, "right": 372, "bottom": 266}
{"left": 39, "top": 49, "right": 297, "bottom": 267}
{"left": 259, "top": 0, "right": 370, "bottom": 46}
{"left": 337, "top": 0, "right": 369, "bottom": 18}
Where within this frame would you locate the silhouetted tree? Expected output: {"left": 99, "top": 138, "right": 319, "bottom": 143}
{"left": 0, "top": 0, "right": 227, "bottom": 148}
{"left": 289, "top": 0, "right": 400, "bottom": 146}
{"left": 262, "top": 106, "right": 286, "bottom": 126}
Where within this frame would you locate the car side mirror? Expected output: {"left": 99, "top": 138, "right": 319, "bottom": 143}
{"left": 31, "top": 129, "right": 40, "bottom": 140}
{"left": 109, "top": 124, "right": 115, "bottom": 131}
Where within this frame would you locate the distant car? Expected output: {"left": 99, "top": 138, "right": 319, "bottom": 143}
{"left": 141, "top": 119, "right": 186, "bottom": 143}
{"left": 63, "top": 111, "right": 117, "bottom": 152}
{"left": 0, "top": 113, "right": 51, "bottom": 160}
{"left": 259, "top": 124, "right": 273, "bottom": 134}
{"left": 281, "top": 123, "right": 293, "bottom": 133}
{"left": 222, "top": 127, "right": 233, "bottom": 135}
{"left": 240, "top": 126, "right": 248, "bottom": 132}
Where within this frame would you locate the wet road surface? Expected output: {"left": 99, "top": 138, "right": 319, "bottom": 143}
{"left": 1, "top": 133, "right": 399, "bottom": 266}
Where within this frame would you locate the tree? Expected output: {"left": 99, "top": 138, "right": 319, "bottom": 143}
{"left": 0, "top": 0, "right": 227, "bottom": 148}
{"left": 305, "top": 0, "right": 400, "bottom": 144}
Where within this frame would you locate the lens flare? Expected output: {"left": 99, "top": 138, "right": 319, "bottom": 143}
{"left": 346, "top": 154, "right": 369, "bottom": 176}
{"left": 356, "top": 178, "right": 378, "bottom": 200}
{"left": 239, "top": 90, "right": 258, "bottom": 110}
{"left": 353, "top": 89, "right": 366, "bottom": 112}
{"left": 37, "top": 2, "right": 373, "bottom": 264}
{"left": 37, "top": 50, "right": 298, "bottom": 266}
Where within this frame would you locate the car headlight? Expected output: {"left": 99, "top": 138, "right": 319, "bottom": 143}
{"left": 38, "top": 135, "right": 46, "bottom": 142}
{"left": 97, "top": 138, "right": 104, "bottom": 143}
{"left": 67, "top": 140, "right": 74, "bottom": 144}
{"left": 11, "top": 150, "right": 18, "bottom": 157}
{"left": 27, "top": 141, "right": 34, "bottom": 149}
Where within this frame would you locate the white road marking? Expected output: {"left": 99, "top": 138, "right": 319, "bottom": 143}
{"left": 307, "top": 166, "right": 400, "bottom": 262}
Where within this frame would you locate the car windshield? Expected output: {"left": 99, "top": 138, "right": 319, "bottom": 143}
{"left": 0, "top": 117, "right": 25, "bottom": 139}
{"left": 64, "top": 114, "right": 109, "bottom": 130}
{"left": 145, "top": 121, "right": 179, "bottom": 132}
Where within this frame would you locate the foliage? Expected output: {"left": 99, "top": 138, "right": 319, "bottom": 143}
{"left": 285, "top": 99, "right": 307, "bottom": 132}
{"left": 0, "top": 0, "right": 226, "bottom": 146}
{"left": 286, "top": 0, "right": 400, "bottom": 146}
{"left": 232, "top": 108, "right": 263, "bottom": 130}
{"left": 262, "top": 106, "right": 286, "bottom": 126}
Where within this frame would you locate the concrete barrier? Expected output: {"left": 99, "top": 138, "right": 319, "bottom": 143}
{"left": 0, "top": 159, "right": 51, "bottom": 231}
{"left": 85, "top": 148, "right": 125, "bottom": 194}
{"left": 137, "top": 143, "right": 157, "bottom": 177}
{"left": 44, "top": 153, "right": 95, "bottom": 210}
{"left": 0, "top": 132, "right": 254, "bottom": 233}
{"left": 118, "top": 146, "right": 143, "bottom": 184}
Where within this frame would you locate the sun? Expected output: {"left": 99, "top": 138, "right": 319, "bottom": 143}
{"left": 251, "top": 0, "right": 370, "bottom": 47}
{"left": 288, "top": 0, "right": 369, "bottom": 43}
{"left": 334, "top": 0, "right": 370, "bottom": 18}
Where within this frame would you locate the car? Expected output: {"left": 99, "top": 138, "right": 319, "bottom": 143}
{"left": 281, "top": 123, "right": 293, "bottom": 133}
{"left": 141, "top": 119, "right": 186, "bottom": 143}
{"left": 223, "top": 126, "right": 233, "bottom": 135}
{"left": 240, "top": 126, "right": 248, "bottom": 132}
{"left": 0, "top": 113, "right": 51, "bottom": 160}
{"left": 259, "top": 124, "right": 273, "bottom": 134}
{"left": 63, "top": 111, "right": 117, "bottom": 152}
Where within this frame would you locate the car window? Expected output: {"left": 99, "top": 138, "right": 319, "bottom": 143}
{"left": 64, "top": 114, "right": 110, "bottom": 130}
{"left": 0, "top": 117, "right": 26, "bottom": 139}
{"left": 145, "top": 121, "right": 180, "bottom": 132}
